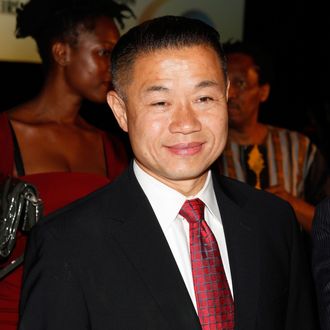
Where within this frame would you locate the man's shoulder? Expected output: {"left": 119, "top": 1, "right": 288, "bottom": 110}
{"left": 216, "top": 173, "right": 291, "bottom": 207}
{"left": 214, "top": 173, "right": 296, "bottom": 224}
{"left": 33, "top": 169, "right": 132, "bottom": 237}
{"left": 215, "top": 174, "right": 299, "bottom": 240}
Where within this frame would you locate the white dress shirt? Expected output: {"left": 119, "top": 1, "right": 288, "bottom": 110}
{"left": 133, "top": 161, "right": 233, "bottom": 311}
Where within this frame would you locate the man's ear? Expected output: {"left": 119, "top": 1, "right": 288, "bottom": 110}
{"left": 107, "top": 91, "right": 128, "bottom": 132}
{"left": 259, "top": 83, "right": 270, "bottom": 103}
{"left": 52, "top": 41, "right": 70, "bottom": 66}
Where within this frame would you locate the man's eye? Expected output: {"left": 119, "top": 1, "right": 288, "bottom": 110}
{"left": 98, "top": 49, "right": 111, "bottom": 57}
{"left": 231, "top": 79, "right": 247, "bottom": 90}
{"left": 151, "top": 101, "right": 167, "bottom": 107}
{"left": 198, "top": 96, "right": 213, "bottom": 103}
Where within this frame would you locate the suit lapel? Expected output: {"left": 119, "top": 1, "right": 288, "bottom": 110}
{"left": 107, "top": 167, "right": 201, "bottom": 329}
{"left": 213, "top": 176, "right": 259, "bottom": 329}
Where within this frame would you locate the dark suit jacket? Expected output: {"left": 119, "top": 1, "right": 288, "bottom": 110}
{"left": 312, "top": 196, "right": 330, "bottom": 330}
{"left": 19, "top": 164, "right": 317, "bottom": 329}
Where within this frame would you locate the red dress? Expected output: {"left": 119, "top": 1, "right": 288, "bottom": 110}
{"left": 0, "top": 112, "right": 128, "bottom": 329}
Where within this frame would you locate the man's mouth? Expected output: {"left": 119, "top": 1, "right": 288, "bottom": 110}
{"left": 167, "top": 142, "right": 204, "bottom": 156}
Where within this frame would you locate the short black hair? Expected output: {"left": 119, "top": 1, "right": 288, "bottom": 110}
{"left": 223, "top": 40, "right": 273, "bottom": 85}
{"left": 111, "top": 15, "right": 227, "bottom": 98}
{"left": 16, "top": 0, "right": 135, "bottom": 70}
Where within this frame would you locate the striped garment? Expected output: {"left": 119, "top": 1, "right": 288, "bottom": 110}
{"left": 216, "top": 126, "right": 327, "bottom": 203}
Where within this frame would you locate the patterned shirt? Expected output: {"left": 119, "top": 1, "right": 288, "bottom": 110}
{"left": 215, "top": 126, "right": 329, "bottom": 205}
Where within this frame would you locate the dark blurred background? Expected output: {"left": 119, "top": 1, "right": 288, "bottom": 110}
{"left": 244, "top": 0, "right": 329, "bottom": 163}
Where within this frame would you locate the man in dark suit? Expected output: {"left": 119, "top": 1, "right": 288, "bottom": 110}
{"left": 19, "top": 16, "right": 317, "bottom": 329}
{"left": 312, "top": 196, "right": 330, "bottom": 330}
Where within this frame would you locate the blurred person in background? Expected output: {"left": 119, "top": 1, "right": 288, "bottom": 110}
{"left": 0, "top": 0, "right": 134, "bottom": 328}
{"left": 214, "top": 40, "right": 330, "bottom": 233}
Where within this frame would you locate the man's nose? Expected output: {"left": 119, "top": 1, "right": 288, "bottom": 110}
{"left": 169, "top": 104, "right": 202, "bottom": 134}
{"left": 228, "top": 83, "right": 240, "bottom": 98}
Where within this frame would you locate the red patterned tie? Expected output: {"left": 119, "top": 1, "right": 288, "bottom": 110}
{"left": 179, "top": 198, "right": 235, "bottom": 330}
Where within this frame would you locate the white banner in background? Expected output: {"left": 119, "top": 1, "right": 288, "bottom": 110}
{"left": 0, "top": 0, "right": 39, "bottom": 62}
{"left": 0, "top": 0, "right": 245, "bottom": 63}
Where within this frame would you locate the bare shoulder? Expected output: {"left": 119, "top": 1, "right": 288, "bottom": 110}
{"left": 6, "top": 100, "right": 37, "bottom": 125}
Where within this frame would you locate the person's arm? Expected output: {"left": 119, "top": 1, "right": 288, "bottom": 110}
{"left": 18, "top": 224, "right": 90, "bottom": 330}
{"left": 312, "top": 197, "right": 330, "bottom": 330}
{"left": 266, "top": 186, "right": 314, "bottom": 232}
{"left": 267, "top": 147, "right": 330, "bottom": 232}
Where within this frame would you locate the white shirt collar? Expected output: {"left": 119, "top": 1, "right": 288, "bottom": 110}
{"left": 133, "top": 161, "right": 221, "bottom": 232}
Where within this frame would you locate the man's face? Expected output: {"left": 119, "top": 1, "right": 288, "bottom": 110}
{"left": 227, "top": 53, "right": 269, "bottom": 129}
{"left": 108, "top": 45, "right": 229, "bottom": 195}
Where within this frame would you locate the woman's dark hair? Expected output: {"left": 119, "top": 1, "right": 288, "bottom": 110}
{"left": 16, "top": 0, "right": 135, "bottom": 69}
{"left": 111, "top": 15, "right": 227, "bottom": 98}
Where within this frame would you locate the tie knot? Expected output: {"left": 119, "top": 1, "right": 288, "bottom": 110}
{"left": 179, "top": 198, "right": 205, "bottom": 224}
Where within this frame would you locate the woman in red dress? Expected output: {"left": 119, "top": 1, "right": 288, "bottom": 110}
{"left": 0, "top": 0, "right": 134, "bottom": 328}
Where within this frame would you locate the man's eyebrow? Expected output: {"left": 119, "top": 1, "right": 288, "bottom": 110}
{"left": 143, "top": 80, "right": 219, "bottom": 94}
{"left": 195, "top": 80, "right": 219, "bottom": 89}
{"left": 144, "top": 85, "right": 170, "bottom": 93}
